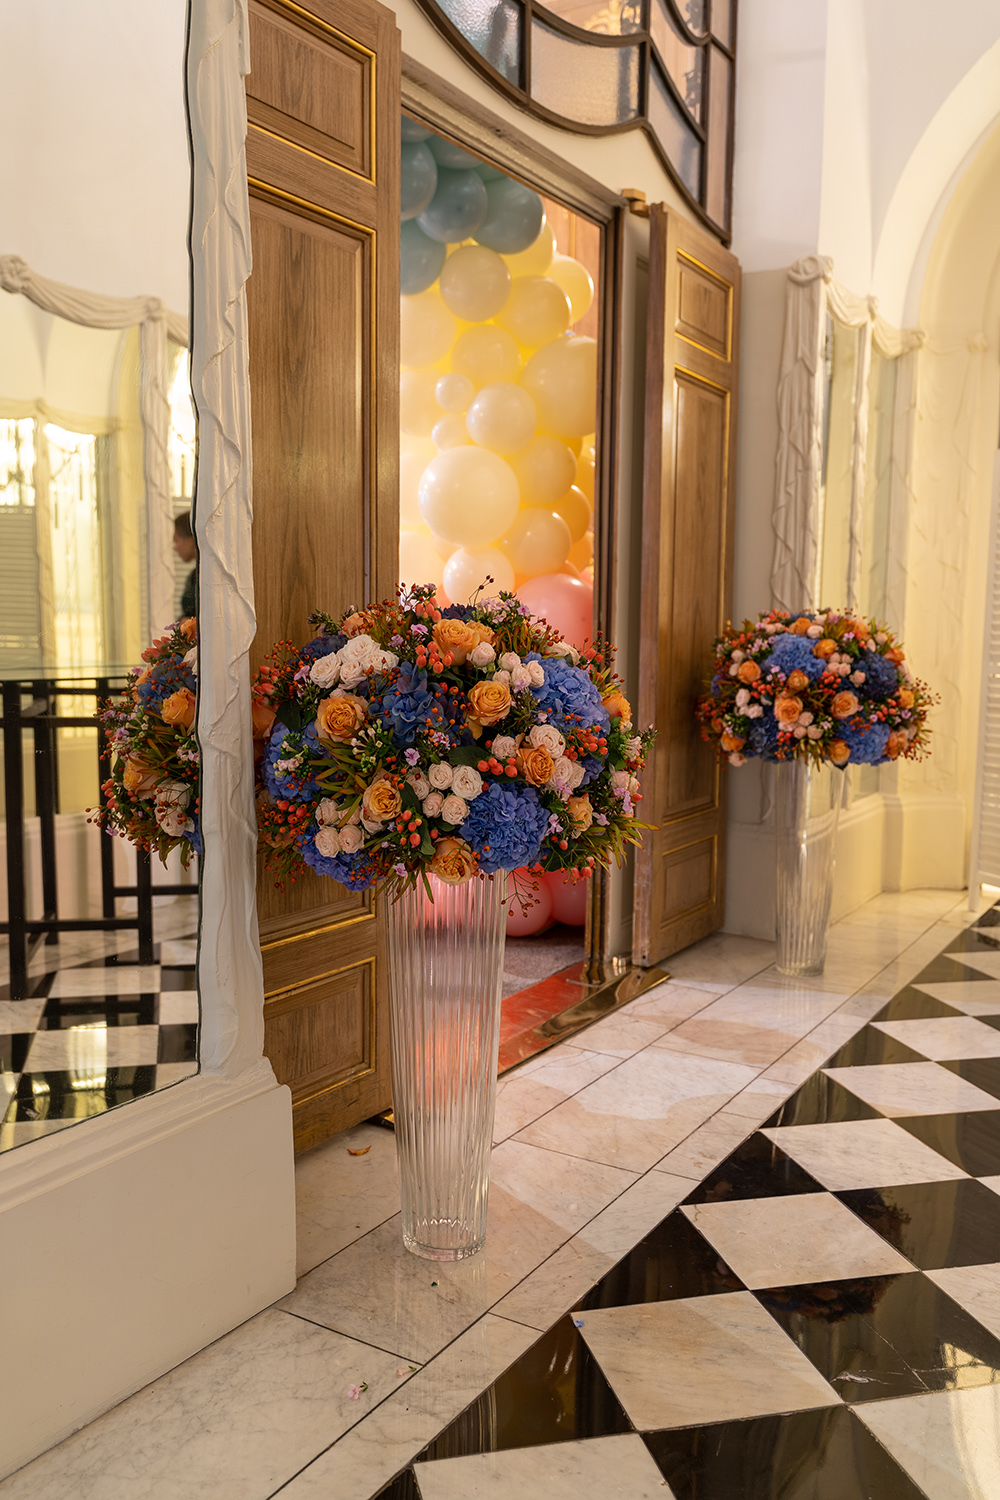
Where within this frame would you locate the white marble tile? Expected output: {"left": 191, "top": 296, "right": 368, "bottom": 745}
{"left": 0, "top": 1308, "right": 413, "bottom": 1500}
{"left": 46, "top": 966, "right": 161, "bottom": 998}
{"left": 942, "top": 950, "right": 1000, "bottom": 981}
{"left": 0, "top": 998, "right": 46, "bottom": 1033}
{"left": 493, "top": 1046, "right": 619, "bottom": 1144}
{"left": 618, "top": 980, "right": 715, "bottom": 1028}
{"left": 912, "top": 979, "right": 1000, "bottom": 1015}
{"left": 295, "top": 1121, "right": 401, "bottom": 1278}
{"left": 722, "top": 1077, "right": 796, "bottom": 1123}
{"left": 652, "top": 984, "right": 845, "bottom": 1069}
{"left": 857, "top": 1385, "right": 1000, "bottom": 1500}
{"left": 578, "top": 1290, "right": 840, "bottom": 1430}
{"left": 979, "top": 1175, "right": 1000, "bottom": 1200}
{"left": 682, "top": 1192, "right": 912, "bottom": 1288}
{"left": 414, "top": 1433, "right": 672, "bottom": 1500}
{"left": 570, "top": 1010, "right": 671, "bottom": 1057}
{"left": 159, "top": 939, "right": 198, "bottom": 966}
{"left": 652, "top": 1111, "right": 754, "bottom": 1180}
{"left": 275, "top": 1316, "right": 545, "bottom": 1499}
{"left": 872, "top": 1016, "right": 1000, "bottom": 1060}
{"left": 927, "top": 1264, "right": 1000, "bottom": 1341}
{"left": 157, "top": 991, "right": 200, "bottom": 1025}
{"left": 657, "top": 932, "right": 777, "bottom": 992}
{"left": 280, "top": 1140, "right": 635, "bottom": 1364}
{"left": 823, "top": 1061, "right": 1000, "bottom": 1116}
{"left": 761, "top": 1118, "right": 968, "bottom": 1191}
{"left": 24, "top": 1025, "right": 160, "bottom": 1072}
{"left": 514, "top": 1049, "right": 759, "bottom": 1173}
{"left": 494, "top": 1171, "right": 692, "bottom": 1331}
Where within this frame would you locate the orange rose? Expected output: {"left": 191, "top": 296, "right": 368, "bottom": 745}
{"left": 774, "top": 695, "right": 803, "bottom": 726}
{"left": 430, "top": 836, "right": 478, "bottom": 885}
{"left": 885, "top": 731, "right": 906, "bottom": 759}
{"left": 340, "top": 611, "right": 370, "bottom": 638}
{"left": 601, "top": 689, "right": 632, "bottom": 723}
{"left": 361, "top": 776, "right": 402, "bottom": 823}
{"left": 720, "top": 732, "right": 745, "bottom": 752}
{"left": 433, "top": 618, "right": 478, "bottom": 665}
{"left": 829, "top": 739, "right": 851, "bottom": 766}
{"left": 467, "top": 679, "right": 512, "bottom": 729}
{"left": 161, "top": 688, "right": 197, "bottom": 730}
{"left": 737, "top": 661, "right": 761, "bottom": 684}
{"left": 831, "top": 691, "right": 859, "bottom": 720}
{"left": 852, "top": 618, "right": 870, "bottom": 640}
{"left": 469, "top": 622, "right": 495, "bottom": 650}
{"left": 791, "top": 617, "right": 812, "bottom": 635}
{"left": 812, "top": 639, "right": 837, "bottom": 660}
{"left": 566, "top": 794, "right": 593, "bottom": 833}
{"left": 516, "top": 746, "right": 555, "bottom": 787}
{"left": 786, "top": 670, "right": 809, "bottom": 694}
{"left": 123, "top": 758, "right": 159, "bottom": 797}
{"left": 251, "top": 699, "right": 276, "bottom": 740}
{"left": 898, "top": 688, "right": 915, "bottom": 709}
{"left": 316, "top": 691, "right": 368, "bottom": 743}
{"left": 179, "top": 617, "right": 197, "bottom": 642}
{"left": 887, "top": 647, "right": 905, "bottom": 664}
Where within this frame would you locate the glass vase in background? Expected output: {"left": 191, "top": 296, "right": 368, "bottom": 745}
{"left": 386, "top": 872, "right": 507, "bottom": 1260}
{"left": 774, "top": 760, "right": 842, "bottom": 976}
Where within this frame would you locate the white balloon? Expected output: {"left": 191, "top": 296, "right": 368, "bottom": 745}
{"left": 435, "top": 372, "right": 475, "bottom": 413}
{"left": 418, "top": 446, "right": 520, "bottom": 545}
{"left": 465, "top": 382, "right": 537, "bottom": 455}
{"left": 443, "top": 546, "right": 516, "bottom": 602}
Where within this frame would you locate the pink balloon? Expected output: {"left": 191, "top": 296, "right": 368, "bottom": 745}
{"left": 505, "top": 873, "right": 553, "bottom": 936}
{"left": 516, "top": 573, "right": 593, "bottom": 649}
{"left": 546, "top": 871, "right": 588, "bottom": 926}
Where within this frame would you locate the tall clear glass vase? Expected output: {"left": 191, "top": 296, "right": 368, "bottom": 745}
{"left": 774, "top": 760, "right": 843, "bottom": 976}
{"left": 385, "top": 873, "right": 507, "bottom": 1261}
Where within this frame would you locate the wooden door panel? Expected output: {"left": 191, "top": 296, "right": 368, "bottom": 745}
{"left": 633, "top": 209, "right": 740, "bottom": 967}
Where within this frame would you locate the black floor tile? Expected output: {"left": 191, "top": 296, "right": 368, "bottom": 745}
{"left": 576, "top": 1210, "right": 745, "bottom": 1310}
{"left": 824, "top": 1026, "right": 926, "bottom": 1069}
{"left": 415, "top": 1316, "right": 631, "bottom": 1461}
{"left": 871, "top": 987, "right": 965, "bottom": 1022}
{"left": 643, "top": 1406, "right": 927, "bottom": 1499}
{"left": 373, "top": 1473, "right": 418, "bottom": 1500}
{"left": 39, "top": 997, "right": 159, "bottom": 1028}
{"left": 895, "top": 1109, "right": 1000, "bottom": 1177}
{"left": 159, "top": 967, "right": 197, "bottom": 991}
{"left": 940, "top": 1056, "right": 1000, "bottom": 1100}
{"left": 979, "top": 1015, "right": 1000, "bottom": 1033}
{"left": 839, "top": 1179, "right": 1000, "bottom": 1270}
{"left": 4, "top": 1066, "right": 158, "bottom": 1122}
{"left": 683, "top": 1132, "right": 825, "bottom": 1206}
{"left": 762, "top": 1072, "right": 881, "bottom": 1129}
{"left": 0, "top": 1030, "right": 33, "bottom": 1072}
{"left": 157, "top": 1024, "right": 198, "bottom": 1063}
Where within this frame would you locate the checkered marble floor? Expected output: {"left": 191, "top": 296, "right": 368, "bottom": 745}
{"left": 0, "top": 937, "right": 199, "bottom": 1152}
{"left": 375, "top": 907, "right": 1000, "bottom": 1499}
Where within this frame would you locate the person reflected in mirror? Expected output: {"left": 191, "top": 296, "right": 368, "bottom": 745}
{"left": 173, "top": 512, "right": 197, "bottom": 619}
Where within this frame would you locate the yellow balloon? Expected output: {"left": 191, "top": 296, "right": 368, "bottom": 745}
{"left": 569, "top": 529, "right": 594, "bottom": 570}
{"left": 465, "top": 382, "right": 537, "bottom": 456}
{"left": 431, "top": 532, "right": 456, "bottom": 560}
{"left": 400, "top": 369, "right": 442, "bottom": 436}
{"left": 501, "top": 508, "right": 572, "bottom": 579}
{"left": 439, "top": 245, "right": 511, "bottom": 322}
{"left": 451, "top": 324, "right": 521, "bottom": 388}
{"left": 499, "top": 276, "right": 571, "bottom": 349}
{"left": 548, "top": 254, "right": 594, "bottom": 325}
{"left": 503, "top": 221, "right": 555, "bottom": 277}
{"left": 576, "top": 441, "right": 595, "bottom": 503}
{"left": 508, "top": 435, "right": 577, "bottom": 507}
{"left": 435, "top": 372, "right": 475, "bottom": 413}
{"left": 419, "top": 446, "right": 520, "bottom": 545}
{"left": 400, "top": 290, "right": 457, "bottom": 368}
{"left": 552, "top": 484, "right": 592, "bottom": 544}
{"left": 519, "top": 336, "right": 597, "bottom": 439}
{"left": 443, "top": 546, "right": 515, "bottom": 603}
{"left": 432, "top": 413, "right": 472, "bottom": 449}
{"left": 399, "top": 530, "right": 445, "bottom": 591}
{"left": 400, "top": 435, "right": 437, "bottom": 525}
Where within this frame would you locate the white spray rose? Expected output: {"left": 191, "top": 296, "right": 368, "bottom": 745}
{"left": 406, "top": 770, "right": 431, "bottom": 801}
{"left": 427, "top": 761, "right": 453, "bottom": 790}
{"left": 338, "top": 825, "right": 364, "bottom": 854}
{"left": 498, "top": 652, "right": 521, "bottom": 672}
{"left": 310, "top": 651, "right": 341, "bottom": 688}
{"left": 337, "top": 634, "right": 399, "bottom": 689}
{"left": 510, "top": 665, "right": 532, "bottom": 692}
{"left": 153, "top": 782, "right": 191, "bottom": 838}
{"left": 490, "top": 735, "right": 518, "bottom": 761}
{"left": 422, "top": 791, "right": 445, "bottom": 819}
{"left": 314, "top": 825, "right": 342, "bottom": 857}
{"left": 469, "top": 641, "right": 496, "bottom": 667}
{"left": 316, "top": 798, "right": 339, "bottom": 825}
{"left": 546, "top": 640, "right": 580, "bottom": 664}
{"left": 529, "top": 724, "right": 566, "bottom": 757}
{"left": 441, "top": 794, "right": 470, "bottom": 825}
{"left": 527, "top": 661, "right": 545, "bottom": 687}
{"left": 451, "top": 765, "right": 483, "bottom": 800}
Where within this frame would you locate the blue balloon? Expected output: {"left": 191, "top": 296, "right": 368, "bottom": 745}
{"left": 401, "top": 115, "right": 431, "bottom": 142}
{"left": 427, "top": 135, "right": 481, "bottom": 171}
{"left": 417, "top": 168, "right": 488, "bottom": 244}
{"left": 401, "top": 142, "right": 438, "bottom": 221}
{"left": 401, "top": 220, "right": 447, "bottom": 295}
{"left": 476, "top": 162, "right": 506, "bottom": 182}
{"left": 474, "top": 179, "right": 545, "bottom": 254}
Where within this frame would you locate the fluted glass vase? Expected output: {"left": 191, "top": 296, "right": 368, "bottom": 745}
{"left": 386, "top": 873, "right": 507, "bottom": 1261}
{"left": 774, "top": 760, "right": 842, "bottom": 976}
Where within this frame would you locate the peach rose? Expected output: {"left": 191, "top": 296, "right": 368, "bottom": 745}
{"left": 160, "top": 689, "right": 197, "bottom": 730}
{"left": 601, "top": 689, "right": 632, "bottom": 723}
{"left": 467, "top": 679, "right": 512, "bottom": 729}
{"left": 831, "top": 691, "right": 859, "bottom": 720}
{"left": 720, "top": 732, "right": 745, "bottom": 752}
{"left": 316, "top": 691, "right": 368, "bottom": 742}
{"left": 516, "top": 745, "right": 556, "bottom": 787}
{"left": 812, "top": 639, "right": 837, "bottom": 660}
{"left": 430, "top": 836, "right": 478, "bottom": 885}
{"left": 566, "top": 794, "right": 593, "bottom": 833}
{"left": 361, "top": 775, "right": 402, "bottom": 823}
{"left": 786, "top": 670, "right": 809, "bottom": 694}
{"left": 433, "top": 618, "right": 478, "bottom": 665}
{"left": 179, "top": 617, "right": 197, "bottom": 642}
{"left": 887, "top": 647, "right": 905, "bottom": 664}
{"left": 829, "top": 739, "right": 851, "bottom": 766}
{"left": 469, "top": 622, "right": 495, "bottom": 650}
{"left": 898, "top": 688, "right": 915, "bottom": 709}
{"left": 851, "top": 618, "right": 870, "bottom": 640}
{"left": 774, "top": 695, "right": 804, "bottom": 726}
{"left": 252, "top": 699, "right": 276, "bottom": 740}
{"left": 885, "top": 731, "right": 907, "bottom": 759}
{"left": 340, "top": 611, "right": 370, "bottom": 638}
{"left": 791, "top": 617, "right": 812, "bottom": 635}
{"left": 123, "top": 758, "right": 160, "bottom": 797}
{"left": 737, "top": 661, "right": 761, "bottom": 684}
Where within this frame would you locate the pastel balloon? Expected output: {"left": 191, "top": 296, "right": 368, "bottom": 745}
{"left": 400, "top": 142, "right": 438, "bottom": 221}
{"left": 399, "top": 530, "right": 445, "bottom": 591}
{"left": 427, "top": 136, "right": 481, "bottom": 171}
{"left": 465, "top": 382, "right": 537, "bottom": 455}
{"left": 443, "top": 545, "right": 515, "bottom": 603}
{"left": 400, "top": 220, "right": 447, "bottom": 295}
{"left": 508, "top": 435, "right": 577, "bottom": 508}
{"left": 400, "top": 290, "right": 457, "bottom": 368}
{"left": 401, "top": 115, "right": 432, "bottom": 142}
{"left": 499, "top": 276, "right": 571, "bottom": 349}
{"left": 451, "top": 323, "right": 521, "bottom": 388}
{"left": 435, "top": 371, "right": 475, "bottom": 413}
{"left": 517, "top": 572, "right": 593, "bottom": 648}
{"left": 548, "top": 254, "right": 594, "bottom": 324}
{"left": 505, "top": 876, "right": 553, "bottom": 936}
{"left": 439, "top": 245, "right": 511, "bottom": 322}
{"left": 504, "top": 222, "right": 556, "bottom": 278}
{"left": 546, "top": 871, "right": 587, "bottom": 926}
{"left": 576, "top": 441, "right": 595, "bottom": 502}
{"left": 502, "top": 508, "right": 572, "bottom": 578}
{"left": 419, "top": 446, "right": 520, "bottom": 545}
{"left": 431, "top": 532, "right": 456, "bottom": 560}
{"left": 520, "top": 336, "right": 597, "bottom": 438}
{"left": 475, "top": 162, "right": 507, "bottom": 182}
{"left": 400, "top": 435, "right": 437, "bottom": 524}
{"left": 431, "top": 413, "right": 471, "bottom": 449}
{"left": 569, "top": 529, "right": 594, "bottom": 570}
{"left": 475, "top": 178, "right": 545, "bottom": 254}
{"left": 417, "top": 168, "right": 488, "bottom": 244}
{"left": 552, "top": 485, "right": 592, "bottom": 544}
{"left": 400, "top": 369, "right": 441, "bottom": 436}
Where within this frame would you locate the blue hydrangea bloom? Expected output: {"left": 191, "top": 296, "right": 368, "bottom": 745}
{"left": 746, "top": 713, "right": 783, "bottom": 759}
{"left": 527, "top": 656, "right": 610, "bottom": 735}
{"left": 460, "top": 782, "right": 550, "bottom": 874}
{"left": 299, "top": 632, "right": 346, "bottom": 665}
{"left": 439, "top": 604, "right": 475, "bottom": 622}
{"left": 838, "top": 716, "right": 891, "bottom": 766}
{"left": 761, "top": 634, "right": 825, "bottom": 682}
{"left": 137, "top": 661, "right": 196, "bottom": 711}
{"left": 262, "top": 722, "right": 327, "bottom": 801}
{"left": 300, "top": 833, "right": 376, "bottom": 889}
{"left": 375, "top": 662, "right": 451, "bottom": 745}
{"left": 854, "top": 652, "right": 899, "bottom": 701}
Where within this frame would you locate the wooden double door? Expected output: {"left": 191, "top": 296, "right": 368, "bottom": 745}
{"left": 243, "top": 0, "right": 739, "bottom": 1152}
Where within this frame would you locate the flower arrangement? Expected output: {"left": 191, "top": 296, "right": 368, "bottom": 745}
{"left": 93, "top": 618, "right": 201, "bottom": 861}
{"left": 254, "top": 584, "right": 653, "bottom": 898}
{"left": 696, "top": 609, "right": 934, "bottom": 768}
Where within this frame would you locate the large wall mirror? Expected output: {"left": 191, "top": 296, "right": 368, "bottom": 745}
{"left": 0, "top": 1, "right": 197, "bottom": 1151}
